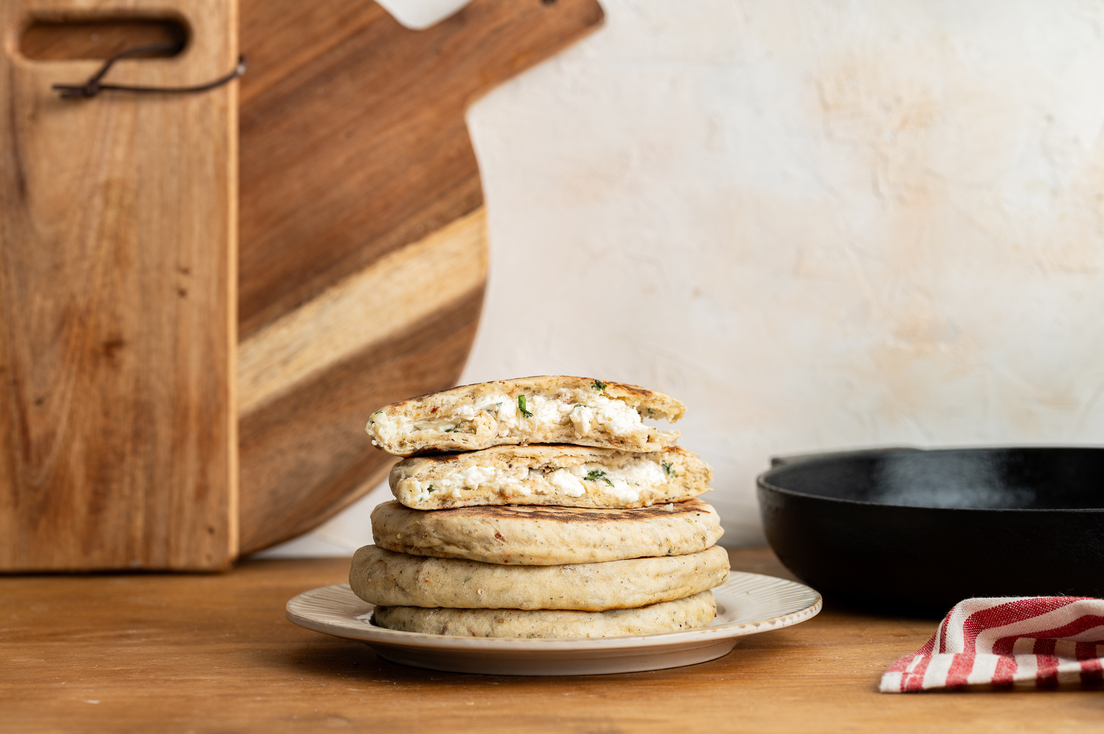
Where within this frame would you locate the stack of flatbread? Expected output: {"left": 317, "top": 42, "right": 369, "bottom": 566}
{"left": 352, "top": 376, "right": 728, "bottom": 638}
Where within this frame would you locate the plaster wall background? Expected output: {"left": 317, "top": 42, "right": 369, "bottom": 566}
{"left": 263, "top": 0, "right": 1104, "bottom": 556}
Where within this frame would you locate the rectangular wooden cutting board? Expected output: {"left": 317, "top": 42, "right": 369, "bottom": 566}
{"left": 0, "top": 0, "right": 238, "bottom": 570}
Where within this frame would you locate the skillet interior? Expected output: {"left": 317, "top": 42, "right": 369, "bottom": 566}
{"left": 766, "top": 447, "right": 1104, "bottom": 510}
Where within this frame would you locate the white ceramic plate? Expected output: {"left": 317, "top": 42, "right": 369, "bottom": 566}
{"left": 285, "top": 571, "right": 822, "bottom": 676}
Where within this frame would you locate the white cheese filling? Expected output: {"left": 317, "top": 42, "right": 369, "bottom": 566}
{"left": 367, "top": 389, "right": 655, "bottom": 447}
{"left": 405, "top": 457, "right": 669, "bottom": 505}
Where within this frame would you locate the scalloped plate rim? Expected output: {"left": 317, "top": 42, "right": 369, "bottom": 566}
{"left": 285, "top": 570, "right": 822, "bottom": 653}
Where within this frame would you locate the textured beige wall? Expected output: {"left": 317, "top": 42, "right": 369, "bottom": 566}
{"left": 264, "top": 0, "right": 1104, "bottom": 555}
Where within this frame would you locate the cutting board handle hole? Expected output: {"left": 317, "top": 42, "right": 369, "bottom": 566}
{"left": 20, "top": 17, "right": 189, "bottom": 61}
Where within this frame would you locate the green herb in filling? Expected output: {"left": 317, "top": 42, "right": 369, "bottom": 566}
{"left": 662, "top": 461, "right": 676, "bottom": 478}
{"left": 592, "top": 379, "right": 607, "bottom": 391}
{"left": 585, "top": 469, "right": 614, "bottom": 486}
{"left": 517, "top": 395, "right": 534, "bottom": 418}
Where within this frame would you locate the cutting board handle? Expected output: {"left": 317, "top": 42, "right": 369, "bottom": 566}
{"left": 10, "top": 2, "right": 237, "bottom": 89}
{"left": 18, "top": 15, "right": 189, "bottom": 61}
{"left": 426, "top": 0, "right": 603, "bottom": 106}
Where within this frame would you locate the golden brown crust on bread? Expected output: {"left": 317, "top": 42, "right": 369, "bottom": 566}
{"left": 349, "top": 545, "right": 730, "bottom": 611}
{"left": 372, "top": 498, "right": 723, "bottom": 564}
{"left": 372, "top": 591, "right": 717, "bottom": 638}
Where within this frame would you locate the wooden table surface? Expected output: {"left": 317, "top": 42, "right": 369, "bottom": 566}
{"left": 3, "top": 548, "right": 1101, "bottom": 733}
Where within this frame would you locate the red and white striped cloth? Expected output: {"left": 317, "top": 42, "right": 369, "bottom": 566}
{"left": 880, "top": 597, "right": 1104, "bottom": 692}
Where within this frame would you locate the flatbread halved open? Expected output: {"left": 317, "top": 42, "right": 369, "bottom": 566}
{"left": 365, "top": 376, "right": 685, "bottom": 457}
{"left": 389, "top": 444, "right": 712, "bottom": 510}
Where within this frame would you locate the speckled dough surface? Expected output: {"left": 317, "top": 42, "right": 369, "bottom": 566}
{"left": 389, "top": 444, "right": 712, "bottom": 510}
{"left": 372, "top": 498, "right": 723, "bottom": 565}
{"left": 365, "top": 376, "right": 684, "bottom": 457}
{"left": 372, "top": 590, "right": 717, "bottom": 639}
{"left": 349, "top": 545, "right": 730, "bottom": 611}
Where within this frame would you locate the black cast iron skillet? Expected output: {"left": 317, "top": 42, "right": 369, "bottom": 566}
{"left": 757, "top": 447, "right": 1104, "bottom": 616}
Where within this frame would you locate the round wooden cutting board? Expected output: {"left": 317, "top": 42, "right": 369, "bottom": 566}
{"left": 237, "top": 0, "right": 604, "bottom": 554}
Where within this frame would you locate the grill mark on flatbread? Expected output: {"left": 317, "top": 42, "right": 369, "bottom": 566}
{"left": 404, "top": 444, "right": 693, "bottom": 466}
{"left": 372, "top": 498, "right": 723, "bottom": 565}
{"left": 420, "top": 498, "right": 711, "bottom": 524}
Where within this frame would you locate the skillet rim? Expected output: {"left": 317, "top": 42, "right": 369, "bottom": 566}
{"left": 756, "top": 445, "right": 1104, "bottom": 513}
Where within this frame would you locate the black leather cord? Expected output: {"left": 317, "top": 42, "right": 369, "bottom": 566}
{"left": 53, "top": 42, "right": 247, "bottom": 99}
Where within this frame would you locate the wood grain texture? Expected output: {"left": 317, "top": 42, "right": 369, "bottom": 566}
{"left": 237, "top": 0, "right": 603, "bottom": 554}
{"left": 238, "top": 0, "right": 604, "bottom": 337}
{"left": 239, "top": 284, "right": 485, "bottom": 553}
{"left": 238, "top": 208, "right": 488, "bottom": 416}
{"left": 2, "top": 547, "right": 1101, "bottom": 734}
{"left": 0, "top": 0, "right": 238, "bottom": 570}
